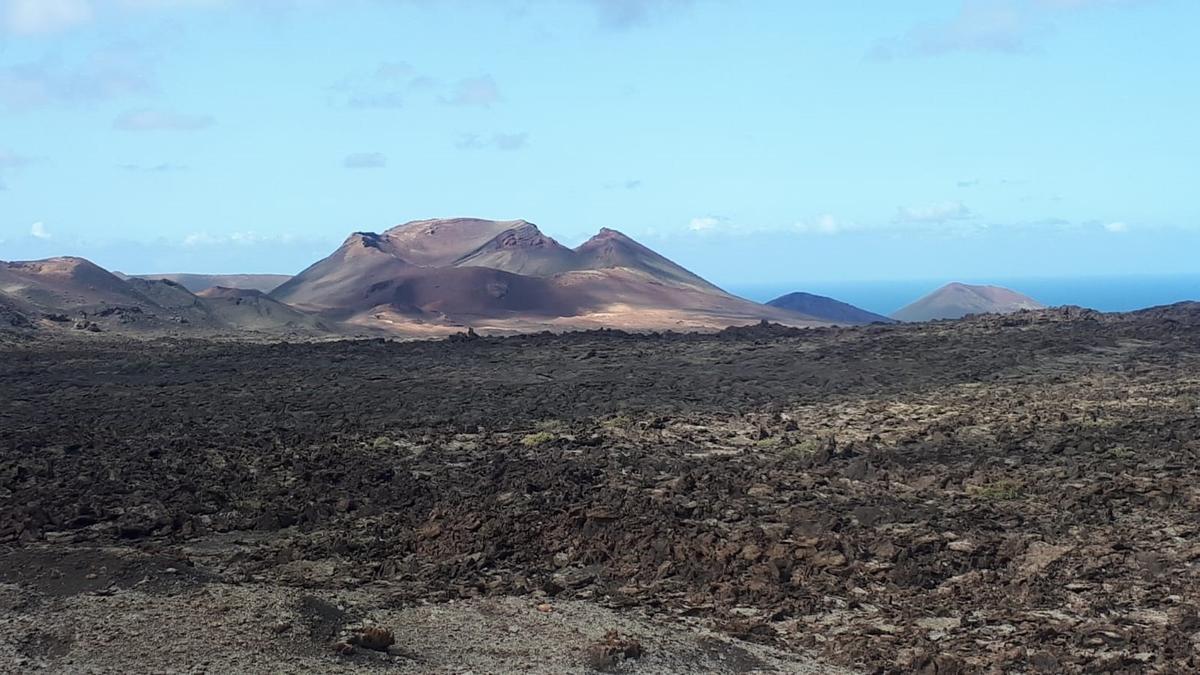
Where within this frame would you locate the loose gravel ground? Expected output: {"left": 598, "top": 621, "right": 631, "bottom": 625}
{"left": 3, "top": 306, "right": 1200, "bottom": 672}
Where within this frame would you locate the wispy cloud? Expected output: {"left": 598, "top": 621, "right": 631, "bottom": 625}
{"left": 443, "top": 75, "right": 501, "bottom": 107}
{"left": 956, "top": 177, "right": 1030, "bottom": 188}
{"left": 492, "top": 132, "right": 527, "bottom": 150}
{"left": 0, "top": 148, "right": 34, "bottom": 169}
{"left": 688, "top": 215, "right": 724, "bottom": 232}
{"left": 870, "top": 1, "right": 1030, "bottom": 60}
{"left": 681, "top": 211, "right": 1107, "bottom": 239}
{"left": 343, "top": 152, "right": 387, "bottom": 169}
{"left": 668, "top": 211, "right": 1135, "bottom": 242}
{"left": 30, "top": 221, "right": 51, "bottom": 239}
{"left": 182, "top": 230, "right": 303, "bottom": 247}
{"left": 895, "top": 200, "right": 973, "bottom": 224}
{"left": 118, "top": 162, "right": 187, "bottom": 172}
{"left": 869, "top": 0, "right": 1158, "bottom": 60}
{"left": 587, "top": 0, "right": 694, "bottom": 30}
{"left": 330, "top": 63, "right": 506, "bottom": 111}
{"left": 793, "top": 214, "right": 845, "bottom": 235}
{"left": 343, "top": 90, "right": 406, "bottom": 110}
{"left": 0, "top": 0, "right": 697, "bottom": 37}
{"left": 684, "top": 214, "right": 853, "bottom": 237}
{"left": 1, "top": 0, "right": 278, "bottom": 35}
{"left": 327, "top": 61, "right": 425, "bottom": 110}
{"left": 604, "top": 179, "right": 643, "bottom": 190}
{"left": 0, "top": 148, "right": 36, "bottom": 191}
{"left": 114, "top": 108, "right": 214, "bottom": 131}
{"left": 455, "top": 132, "right": 528, "bottom": 151}
{"left": 0, "top": 47, "right": 156, "bottom": 111}
{"left": 2, "top": 0, "right": 92, "bottom": 35}
{"left": 1038, "top": 0, "right": 1153, "bottom": 9}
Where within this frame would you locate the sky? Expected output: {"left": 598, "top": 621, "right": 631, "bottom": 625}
{"left": 1, "top": 0, "right": 1198, "bottom": 289}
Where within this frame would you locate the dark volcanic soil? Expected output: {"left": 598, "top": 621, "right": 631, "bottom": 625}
{"left": 3, "top": 307, "right": 1200, "bottom": 672}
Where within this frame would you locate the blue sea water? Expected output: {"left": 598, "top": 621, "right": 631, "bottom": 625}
{"left": 728, "top": 275, "right": 1200, "bottom": 318}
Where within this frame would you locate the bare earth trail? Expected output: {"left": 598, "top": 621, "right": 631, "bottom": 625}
{"left": 3, "top": 306, "right": 1200, "bottom": 672}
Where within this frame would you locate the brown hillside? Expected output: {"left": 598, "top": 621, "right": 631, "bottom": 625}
{"left": 271, "top": 218, "right": 824, "bottom": 332}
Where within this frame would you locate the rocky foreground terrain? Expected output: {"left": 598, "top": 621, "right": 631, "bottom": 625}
{"left": 3, "top": 304, "right": 1200, "bottom": 673}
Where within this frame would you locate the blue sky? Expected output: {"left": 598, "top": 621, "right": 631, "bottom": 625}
{"left": 1, "top": 0, "right": 1197, "bottom": 287}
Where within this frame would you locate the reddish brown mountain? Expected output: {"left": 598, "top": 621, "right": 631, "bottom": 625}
{"left": 122, "top": 273, "right": 291, "bottom": 294}
{"left": 573, "top": 227, "right": 722, "bottom": 291}
{"left": 0, "top": 257, "right": 154, "bottom": 310}
{"left": 892, "top": 283, "right": 1044, "bottom": 322}
{"left": 271, "top": 217, "right": 819, "bottom": 331}
{"left": 0, "top": 257, "right": 333, "bottom": 336}
{"left": 196, "top": 286, "right": 330, "bottom": 332}
{"left": 3, "top": 219, "right": 827, "bottom": 336}
{"left": 452, "top": 220, "right": 581, "bottom": 276}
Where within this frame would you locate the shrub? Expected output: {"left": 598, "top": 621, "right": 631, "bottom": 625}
{"left": 521, "top": 431, "right": 555, "bottom": 447}
{"left": 780, "top": 438, "right": 823, "bottom": 458}
{"left": 370, "top": 435, "right": 394, "bottom": 450}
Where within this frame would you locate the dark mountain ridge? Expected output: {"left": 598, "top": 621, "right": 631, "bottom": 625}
{"left": 767, "top": 292, "right": 894, "bottom": 325}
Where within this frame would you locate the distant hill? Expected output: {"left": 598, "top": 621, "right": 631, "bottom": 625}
{"left": 271, "top": 217, "right": 821, "bottom": 332}
{"left": 766, "top": 292, "right": 894, "bottom": 325}
{"left": 1126, "top": 301, "right": 1200, "bottom": 325}
{"left": 0, "top": 257, "right": 333, "bottom": 337}
{"left": 196, "top": 286, "right": 330, "bottom": 332}
{"left": 892, "top": 283, "right": 1044, "bottom": 322}
{"left": 121, "top": 273, "right": 291, "bottom": 294}
{"left": 2, "top": 257, "right": 157, "bottom": 310}
{"left": 4, "top": 218, "right": 837, "bottom": 336}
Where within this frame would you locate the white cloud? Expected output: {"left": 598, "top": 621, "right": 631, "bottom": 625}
{"left": 455, "top": 132, "right": 529, "bottom": 151}
{"left": 3, "top": 1, "right": 696, "bottom": 36}
{"left": 1037, "top": 0, "right": 1151, "bottom": 9}
{"left": 118, "top": 162, "right": 187, "bottom": 172}
{"left": 374, "top": 61, "right": 413, "bottom": 80}
{"left": 491, "top": 132, "right": 527, "bottom": 150}
{"left": 184, "top": 231, "right": 298, "bottom": 247}
{"left": 3, "top": 0, "right": 92, "bottom": 35}
{"left": 113, "top": 108, "right": 213, "bottom": 131}
{"left": 0, "top": 148, "right": 33, "bottom": 169}
{"left": 229, "top": 231, "right": 279, "bottom": 244}
{"left": 793, "top": 214, "right": 843, "bottom": 235}
{"left": 329, "top": 62, "right": 503, "bottom": 112}
{"left": 587, "top": 0, "right": 694, "bottom": 30}
{"left": 870, "top": 0, "right": 1157, "bottom": 60}
{"left": 183, "top": 232, "right": 220, "bottom": 246}
{"left": 30, "top": 221, "right": 51, "bottom": 239}
{"left": 116, "top": 0, "right": 229, "bottom": 9}
{"left": 343, "top": 152, "right": 387, "bottom": 169}
{"left": 870, "top": 0, "right": 1029, "bottom": 59}
{"left": 686, "top": 214, "right": 852, "bottom": 237}
{"left": 1, "top": 0, "right": 241, "bottom": 34}
{"left": 0, "top": 148, "right": 34, "bottom": 191}
{"left": 603, "top": 179, "right": 642, "bottom": 190}
{"left": 895, "top": 200, "right": 973, "bottom": 224}
{"left": 443, "top": 75, "right": 501, "bottom": 107}
{"left": 1104, "top": 221, "right": 1129, "bottom": 233}
{"left": 327, "top": 61, "right": 424, "bottom": 110}
{"left": 0, "top": 48, "right": 156, "bottom": 111}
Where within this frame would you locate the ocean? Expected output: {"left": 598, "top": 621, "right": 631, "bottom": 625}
{"left": 727, "top": 275, "right": 1200, "bottom": 317}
